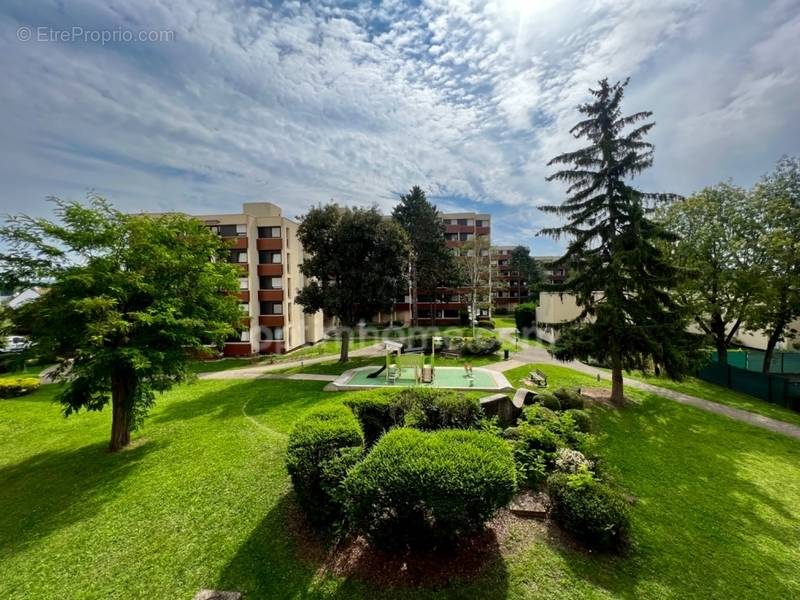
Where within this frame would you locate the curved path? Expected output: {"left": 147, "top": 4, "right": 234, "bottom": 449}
{"left": 495, "top": 328, "right": 800, "bottom": 440}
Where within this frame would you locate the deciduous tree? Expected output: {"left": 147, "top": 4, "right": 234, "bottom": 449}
{"left": 0, "top": 196, "right": 242, "bottom": 451}
{"left": 296, "top": 204, "right": 408, "bottom": 362}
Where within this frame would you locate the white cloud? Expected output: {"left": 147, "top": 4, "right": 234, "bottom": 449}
{"left": 0, "top": 0, "right": 797, "bottom": 250}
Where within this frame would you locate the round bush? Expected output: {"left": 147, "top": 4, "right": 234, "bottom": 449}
{"left": 553, "top": 387, "right": 585, "bottom": 410}
{"left": 535, "top": 392, "right": 561, "bottom": 411}
{"left": 344, "top": 393, "right": 403, "bottom": 446}
{"left": 0, "top": 377, "right": 41, "bottom": 398}
{"left": 399, "top": 388, "right": 482, "bottom": 430}
{"left": 548, "top": 471, "right": 630, "bottom": 550}
{"left": 565, "top": 408, "right": 592, "bottom": 433}
{"left": 509, "top": 423, "right": 561, "bottom": 487}
{"left": 343, "top": 428, "right": 516, "bottom": 549}
{"left": 461, "top": 336, "right": 501, "bottom": 356}
{"left": 286, "top": 405, "right": 364, "bottom": 526}
{"left": 522, "top": 404, "right": 558, "bottom": 425}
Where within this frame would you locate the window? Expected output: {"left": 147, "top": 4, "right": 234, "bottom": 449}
{"left": 239, "top": 303, "right": 249, "bottom": 315}
{"left": 239, "top": 277, "right": 249, "bottom": 290}
{"left": 257, "top": 226, "right": 281, "bottom": 238}
{"left": 259, "top": 276, "right": 282, "bottom": 289}
{"left": 445, "top": 233, "right": 457, "bottom": 241}
{"left": 261, "top": 327, "right": 284, "bottom": 341}
{"left": 476, "top": 219, "right": 487, "bottom": 227}
{"left": 287, "top": 278, "right": 292, "bottom": 298}
{"left": 286, "top": 253, "right": 291, "bottom": 273}
{"left": 240, "top": 329, "right": 250, "bottom": 342}
{"left": 260, "top": 301, "right": 282, "bottom": 315}
{"left": 217, "top": 224, "right": 246, "bottom": 237}
{"left": 229, "top": 250, "right": 247, "bottom": 263}
{"left": 457, "top": 218, "right": 467, "bottom": 226}
{"left": 258, "top": 250, "right": 281, "bottom": 264}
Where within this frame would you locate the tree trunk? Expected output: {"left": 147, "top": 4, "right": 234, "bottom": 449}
{"left": 109, "top": 368, "right": 136, "bottom": 452}
{"left": 762, "top": 322, "right": 785, "bottom": 374}
{"left": 340, "top": 328, "right": 350, "bottom": 363}
{"left": 710, "top": 313, "right": 728, "bottom": 365}
{"left": 609, "top": 345, "right": 625, "bottom": 405}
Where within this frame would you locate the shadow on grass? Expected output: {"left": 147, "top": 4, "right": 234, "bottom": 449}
{"left": 217, "top": 493, "right": 511, "bottom": 599}
{"left": 0, "top": 440, "right": 159, "bottom": 558}
{"left": 153, "top": 379, "right": 339, "bottom": 435}
{"left": 551, "top": 391, "right": 800, "bottom": 598}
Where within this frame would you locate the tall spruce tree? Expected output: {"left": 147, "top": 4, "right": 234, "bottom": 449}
{"left": 541, "top": 78, "right": 698, "bottom": 403}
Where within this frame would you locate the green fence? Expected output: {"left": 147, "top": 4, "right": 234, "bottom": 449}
{"left": 699, "top": 361, "right": 800, "bottom": 411}
{"left": 711, "top": 350, "right": 800, "bottom": 374}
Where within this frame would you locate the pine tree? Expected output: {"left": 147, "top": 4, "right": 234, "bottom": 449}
{"left": 541, "top": 78, "right": 699, "bottom": 404}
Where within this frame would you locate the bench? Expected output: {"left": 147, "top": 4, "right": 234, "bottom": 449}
{"left": 441, "top": 351, "right": 460, "bottom": 359}
{"left": 528, "top": 369, "right": 548, "bottom": 387}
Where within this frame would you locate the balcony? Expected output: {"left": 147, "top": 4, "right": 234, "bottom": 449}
{"left": 258, "top": 289, "right": 283, "bottom": 302}
{"left": 257, "top": 264, "right": 283, "bottom": 276}
{"left": 223, "top": 342, "right": 253, "bottom": 357}
{"left": 259, "top": 340, "right": 286, "bottom": 355}
{"left": 258, "top": 315, "right": 285, "bottom": 327}
{"left": 238, "top": 290, "right": 250, "bottom": 303}
{"left": 224, "top": 236, "right": 248, "bottom": 250}
{"left": 257, "top": 238, "right": 282, "bottom": 251}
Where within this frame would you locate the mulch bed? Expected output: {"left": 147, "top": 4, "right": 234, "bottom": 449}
{"left": 286, "top": 505, "right": 553, "bottom": 588}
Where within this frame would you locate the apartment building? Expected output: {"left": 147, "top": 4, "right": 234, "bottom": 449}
{"left": 492, "top": 246, "right": 529, "bottom": 310}
{"left": 395, "top": 212, "right": 492, "bottom": 324}
{"left": 192, "top": 202, "right": 324, "bottom": 356}
{"left": 534, "top": 256, "right": 567, "bottom": 285}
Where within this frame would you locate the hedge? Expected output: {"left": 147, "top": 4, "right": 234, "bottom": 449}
{"left": 285, "top": 405, "right": 364, "bottom": 526}
{"left": 343, "top": 428, "right": 516, "bottom": 549}
{"left": 343, "top": 393, "right": 403, "bottom": 446}
{"left": 0, "top": 377, "right": 41, "bottom": 398}
{"left": 548, "top": 470, "right": 630, "bottom": 551}
{"left": 553, "top": 387, "right": 585, "bottom": 409}
{"left": 399, "top": 388, "right": 482, "bottom": 430}
{"left": 461, "top": 336, "right": 501, "bottom": 356}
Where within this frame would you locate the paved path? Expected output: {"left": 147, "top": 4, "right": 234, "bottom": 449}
{"left": 198, "top": 343, "right": 384, "bottom": 380}
{"left": 495, "top": 328, "right": 800, "bottom": 440}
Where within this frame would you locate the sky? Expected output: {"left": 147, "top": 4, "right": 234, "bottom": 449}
{"left": 1, "top": 0, "right": 798, "bottom": 255}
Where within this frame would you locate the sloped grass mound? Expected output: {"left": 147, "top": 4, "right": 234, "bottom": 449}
{"left": 343, "top": 428, "right": 516, "bottom": 549}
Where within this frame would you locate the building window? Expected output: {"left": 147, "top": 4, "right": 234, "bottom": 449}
{"left": 217, "top": 224, "right": 246, "bottom": 237}
{"left": 229, "top": 250, "right": 247, "bottom": 263}
{"left": 286, "top": 253, "right": 291, "bottom": 273}
{"left": 239, "top": 303, "right": 249, "bottom": 315}
{"left": 457, "top": 218, "right": 468, "bottom": 226}
{"left": 258, "top": 250, "right": 281, "bottom": 264}
{"left": 259, "top": 276, "right": 282, "bottom": 289}
{"left": 257, "top": 226, "right": 281, "bottom": 238}
{"left": 239, "top": 277, "right": 249, "bottom": 290}
{"left": 240, "top": 329, "right": 250, "bottom": 342}
{"left": 261, "top": 327, "right": 284, "bottom": 341}
{"left": 260, "top": 301, "right": 282, "bottom": 315}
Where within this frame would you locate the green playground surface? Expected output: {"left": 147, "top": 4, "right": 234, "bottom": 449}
{"left": 339, "top": 365, "right": 507, "bottom": 390}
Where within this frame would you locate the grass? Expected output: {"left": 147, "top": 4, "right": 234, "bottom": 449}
{"left": 493, "top": 316, "right": 516, "bottom": 329}
{"left": 592, "top": 368, "right": 800, "bottom": 427}
{"left": 1, "top": 366, "right": 798, "bottom": 598}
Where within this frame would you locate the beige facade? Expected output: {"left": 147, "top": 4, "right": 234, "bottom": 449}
{"left": 171, "top": 202, "right": 324, "bottom": 356}
{"left": 534, "top": 291, "right": 584, "bottom": 343}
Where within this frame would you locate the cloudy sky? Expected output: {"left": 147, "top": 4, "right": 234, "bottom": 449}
{"left": 1, "top": 0, "right": 798, "bottom": 253}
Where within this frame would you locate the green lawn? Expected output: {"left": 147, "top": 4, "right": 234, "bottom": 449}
{"left": 1, "top": 366, "right": 798, "bottom": 598}
{"left": 493, "top": 316, "right": 516, "bottom": 329}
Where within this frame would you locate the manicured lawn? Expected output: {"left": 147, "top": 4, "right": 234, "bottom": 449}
{"left": 493, "top": 316, "right": 517, "bottom": 329}
{"left": 627, "top": 371, "right": 800, "bottom": 427}
{"left": 1, "top": 367, "right": 798, "bottom": 598}
{"left": 274, "top": 353, "right": 506, "bottom": 376}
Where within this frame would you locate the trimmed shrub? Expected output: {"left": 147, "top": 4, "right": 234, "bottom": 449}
{"left": 535, "top": 392, "right": 561, "bottom": 411}
{"left": 548, "top": 470, "right": 630, "bottom": 551}
{"left": 494, "top": 306, "right": 509, "bottom": 316}
{"left": 286, "top": 405, "right": 364, "bottom": 526}
{"left": 399, "top": 388, "right": 482, "bottom": 431}
{"left": 477, "top": 319, "right": 496, "bottom": 330}
{"left": 0, "top": 377, "right": 41, "bottom": 398}
{"left": 461, "top": 336, "right": 501, "bottom": 356}
{"left": 553, "top": 387, "right": 585, "bottom": 410}
{"left": 344, "top": 428, "right": 516, "bottom": 549}
{"left": 522, "top": 404, "right": 558, "bottom": 425}
{"left": 566, "top": 408, "right": 592, "bottom": 433}
{"left": 344, "top": 393, "right": 403, "bottom": 446}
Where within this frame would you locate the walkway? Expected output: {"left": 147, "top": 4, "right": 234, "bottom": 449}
{"left": 198, "top": 343, "right": 383, "bottom": 380}
{"left": 495, "top": 328, "right": 800, "bottom": 440}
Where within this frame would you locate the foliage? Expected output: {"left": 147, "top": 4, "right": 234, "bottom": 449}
{"left": 553, "top": 387, "right": 585, "bottom": 409}
{"left": 508, "top": 246, "right": 543, "bottom": 301}
{"left": 535, "top": 391, "right": 562, "bottom": 411}
{"left": 658, "top": 183, "right": 759, "bottom": 365}
{"left": 514, "top": 302, "right": 537, "bottom": 333}
{"left": 295, "top": 204, "right": 408, "bottom": 361}
{"left": 548, "top": 469, "right": 630, "bottom": 551}
{"left": 747, "top": 157, "right": 800, "bottom": 372}
{"left": 506, "top": 423, "right": 561, "bottom": 487}
{"left": 343, "top": 428, "right": 516, "bottom": 549}
{"left": 461, "top": 336, "right": 501, "bottom": 356}
{"left": 554, "top": 448, "right": 593, "bottom": 474}
{"left": 285, "top": 405, "right": 364, "bottom": 527}
{"left": 342, "top": 394, "right": 403, "bottom": 446}
{"left": 565, "top": 408, "right": 592, "bottom": 433}
{"left": 0, "top": 196, "right": 241, "bottom": 451}
{"left": 540, "top": 78, "right": 700, "bottom": 403}
{"left": 477, "top": 319, "right": 496, "bottom": 330}
{"left": 401, "top": 388, "right": 483, "bottom": 430}
{"left": 0, "top": 377, "right": 40, "bottom": 398}
{"left": 392, "top": 186, "right": 461, "bottom": 326}
{"left": 521, "top": 403, "right": 558, "bottom": 425}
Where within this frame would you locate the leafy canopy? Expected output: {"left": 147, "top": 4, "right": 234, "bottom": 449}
{"left": 0, "top": 196, "right": 241, "bottom": 432}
